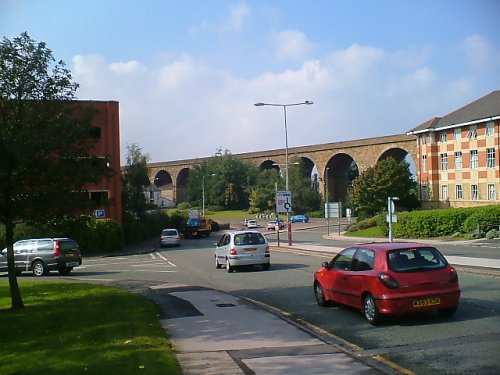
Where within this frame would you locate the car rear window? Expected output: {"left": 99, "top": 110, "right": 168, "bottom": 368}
{"left": 388, "top": 247, "right": 447, "bottom": 272}
{"left": 59, "top": 240, "right": 79, "bottom": 250}
{"left": 162, "top": 230, "right": 178, "bottom": 236}
{"left": 234, "top": 232, "right": 266, "bottom": 246}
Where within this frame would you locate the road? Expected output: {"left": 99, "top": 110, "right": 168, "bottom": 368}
{"left": 72, "top": 228, "right": 500, "bottom": 374}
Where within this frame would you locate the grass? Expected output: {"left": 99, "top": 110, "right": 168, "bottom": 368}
{"left": 344, "top": 226, "right": 385, "bottom": 238}
{"left": 0, "top": 281, "right": 180, "bottom": 375}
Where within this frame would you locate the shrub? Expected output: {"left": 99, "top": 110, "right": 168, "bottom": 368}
{"left": 176, "top": 202, "right": 191, "bottom": 210}
{"left": 462, "top": 205, "right": 500, "bottom": 235}
{"left": 486, "top": 229, "right": 499, "bottom": 239}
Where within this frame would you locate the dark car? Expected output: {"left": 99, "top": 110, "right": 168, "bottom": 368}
{"left": 0, "top": 238, "right": 82, "bottom": 277}
{"left": 313, "top": 242, "right": 460, "bottom": 325}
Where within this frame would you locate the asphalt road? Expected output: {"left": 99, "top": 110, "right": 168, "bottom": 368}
{"left": 67, "top": 228, "right": 500, "bottom": 375}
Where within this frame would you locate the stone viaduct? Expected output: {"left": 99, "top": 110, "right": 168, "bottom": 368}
{"left": 147, "top": 133, "right": 417, "bottom": 205}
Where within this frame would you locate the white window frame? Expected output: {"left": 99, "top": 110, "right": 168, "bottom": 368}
{"left": 488, "top": 184, "right": 496, "bottom": 201}
{"left": 487, "top": 148, "right": 496, "bottom": 168}
{"left": 486, "top": 122, "right": 494, "bottom": 137}
{"left": 454, "top": 127, "right": 461, "bottom": 141}
{"left": 422, "top": 184, "right": 430, "bottom": 200}
{"left": 470, "top": 150, "right": 478, "bottom": 169}
{"left": 440, "top": 153, "right": 448, "bottom": 171}
{"left": 421, "top": 135, "right": 426, "bottom": 145}
{"left": 471, "top": 184, "right": 479, "bottom": 200}
{"left": 455, "top": 151, "right": 462, "bottom": 170}
{"left": 422, "top": 155, "right": 427, "bottom": 172}
{"left": 456, "top": 185, "right": 463, "bottom": 200}
{"left": 441, "top": 185, "right": 448, "bottom": 200}
{"left": 439, "top": 132, "right": 447, "bottom": 143}
{"left": 468, "top": 125, "right": 477, "bottom": 140}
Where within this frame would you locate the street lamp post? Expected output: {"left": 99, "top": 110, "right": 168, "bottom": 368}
{"left": 325, "top": 167, "right": 330, "bottom": 236}
{"left": 202, "top": 174, "right": 216, "bottom": 216}
{"left": 255, "top": 101, "right": 313, "bottom": 246}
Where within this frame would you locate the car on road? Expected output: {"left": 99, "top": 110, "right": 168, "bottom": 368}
{"left": 290, "top": 214, "right": 309, "bottom": 223}
{"left": 160, "top": 228, "right": 181, "bottom": 247}
{"left": 246, "top": 220, "right": 259, "bottom": 228}
{"left": 313, "top": 242, "right": 461, "bottom": 325}
{"left": 267, "top": 220, "right": 285, "bottom": 230}
{"left": 214, "top": 230, "right": 270, "bottom": 272}
{"left": 0, "top": 238, "right": 82, "bottom": 276}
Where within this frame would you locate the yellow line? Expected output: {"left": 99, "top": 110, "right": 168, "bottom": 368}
{"left": 373, "top": 355, "right": 417, "bottom": 375}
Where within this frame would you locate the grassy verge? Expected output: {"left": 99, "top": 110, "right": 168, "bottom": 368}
{"left": 0, "top": 281, "right": 180, "bottom": 375}
{"left": 344, "top": 226, "right": 385, "bottom": 238}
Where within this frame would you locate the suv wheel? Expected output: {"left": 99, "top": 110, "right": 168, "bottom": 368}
{"left": 32, "top": 260, "right": 47, "bottom": 277}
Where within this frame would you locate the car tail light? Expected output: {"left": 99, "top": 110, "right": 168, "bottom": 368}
{"left": 54, "top": 241, "right": 60, "bottom": 258}
{"left": 378, "top": 272, "right": 399, "bottom": 289}
{"left": 448, "top": 268, "right": 458, "bottom": 283}
{"left": 265, "top": 246, "right": 270, "bottom": 254}
{"left": 229, "top": 248, "right": 237, "bottom": 255}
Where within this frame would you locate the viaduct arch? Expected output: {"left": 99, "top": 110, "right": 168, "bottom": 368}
{"left": 148, "top": 134, "right": 417, "bottom": 204}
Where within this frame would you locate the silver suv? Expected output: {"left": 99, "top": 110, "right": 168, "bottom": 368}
{"left": 0, "top": 238, "right": 82, "bottom": 276}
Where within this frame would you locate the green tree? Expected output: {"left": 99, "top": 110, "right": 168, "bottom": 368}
{"left": 348, "top": 157, "right": 419, "bottom": 218}
{"left": 0, "top": 33, "right": 112, "bottom": 309}
{"left": 122, "top": 143, "right": 151, "bottom": 216}
{"left": 249, "top": 168, "right": 282, "bottom": 212}
{"left": 289, "top": 159, "right": 321, "bottom": 213}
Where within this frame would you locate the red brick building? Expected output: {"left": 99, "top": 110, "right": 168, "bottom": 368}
{"left": 407, "top": 91, "right": 500, "bottom": 208}
{"left": 77, "top": 100, "right": 122, "bottom": 224}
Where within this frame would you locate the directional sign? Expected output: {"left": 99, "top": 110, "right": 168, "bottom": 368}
{"left": 94, "top": 209, "right": 106, "bottom": 219}
{"left": 276, "top": 191, "right": 292, "bottom": 214}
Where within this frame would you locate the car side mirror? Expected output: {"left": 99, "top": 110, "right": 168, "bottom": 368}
{"left": 321, "top": 261, "right": 329, "bottom": 269}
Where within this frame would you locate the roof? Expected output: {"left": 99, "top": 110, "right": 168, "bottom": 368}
{"left": 407, "top": 90, "right": 500, "bottom": 134}
{"left": 349, "top": 242, "right": 432, "bottom": 251}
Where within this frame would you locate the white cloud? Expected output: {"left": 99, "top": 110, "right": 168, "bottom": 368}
{"left": 272, "top": 30, "right": 316, "bottom": 62}
{"left": 222, "top": 1, "right": 250, "bottom": 31}
{"left": 109, "top": 60, "right": 146, "bottom": 75}
{"left": 462, "top": 34, "right": 493, "bottom": 69}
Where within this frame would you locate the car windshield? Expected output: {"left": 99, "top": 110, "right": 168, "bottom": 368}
{"left": 387, "top": 247, "right": 448, "bottom": 272}
{"left": 234, "top": 232, "right": 266, "bottom": 246}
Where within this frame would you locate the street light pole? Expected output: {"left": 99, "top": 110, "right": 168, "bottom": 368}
{"left": 255, "top": 101, "right": 313, "bottom": 246}
{"left": 325, "top": 167, "right": 330, "bottom": 236}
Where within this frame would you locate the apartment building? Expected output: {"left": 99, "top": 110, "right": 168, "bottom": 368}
{"left": 407, "top": 90, "right": 499, "bottom": 208}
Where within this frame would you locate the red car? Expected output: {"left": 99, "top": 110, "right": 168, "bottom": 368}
{"left": 313, "top": 242, "right": 461, "bottom": 325}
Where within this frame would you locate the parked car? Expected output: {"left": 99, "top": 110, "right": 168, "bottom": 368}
{"left": 0, "top": 238, "right": 82, "bottom": 277}
{"left": 246, "top": 220, "right": 259, "bottom": 228}
{"left": 267, "top": 220, "right": 285, "bottom": 230}
{"left": 313, "top": 242, "right": 461, "bottom": 325}
{"left": 214, "top": 230, "right": 270, "bottom": 272}
{"left": 160, "top": 228, "right": 181, "bottom": 247}
{"left": 290, "top": 214, "right": 309, "bottom": 223}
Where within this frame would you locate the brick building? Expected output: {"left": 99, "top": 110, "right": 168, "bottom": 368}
{"left": 77, "top": 100, "right": 122, "bottom": 224}
{"left": 407, "top": 91, "right": 499, "bottom": 208}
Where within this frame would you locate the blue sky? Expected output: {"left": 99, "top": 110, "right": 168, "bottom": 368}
{"left": 2, "top": 0, "right": 500, "bottom": 163}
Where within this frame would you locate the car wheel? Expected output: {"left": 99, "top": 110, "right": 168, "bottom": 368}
{"left": 215, "top": 256, "right": 221, "bottom": 269}
{"left": 226, "top": 259, "right": 233, "bottom": 273}
{"left": 438, "top": 306, "right": 458, "bottom": 317}
{"left": 363, "top": 294, "right": 382, "bottom": 325}
{"left": 314, "top": 282, "right": 328, "bottom": 307}
{"left": 58, "top": 267, "right": 73, "bottom": 276}
{"left": 262, "top": 263, "right": 270, "bottom": 271}
{"left": 32, "top": 260, "right": 47, "bottom": 277}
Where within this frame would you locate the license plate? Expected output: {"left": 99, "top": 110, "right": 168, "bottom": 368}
{"left": 244, "top": 247, "right": 257, "bottom": 252}
{"left": 66, "top": 262, "right": 79, "bottom": 267}
{"left": 413, "top": 297, "right": 440, "bottom": 308}
{"left": 66, "top": 251, "right": 74, "bottom": 257}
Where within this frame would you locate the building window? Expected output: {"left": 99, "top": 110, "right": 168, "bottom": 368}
{"left": 455, "top": 151, "right": 462, "bottom": 170}
{"left": 455, "top": 185, "right": 463, "bottom": 200}
{"left": 439, "top": 132, "right": 447, "bottom": 143}
{"left": 470, "top": 150, "right": 478, "bottom": 169}
{"left": 468, "top": 125, "right": 477, "bottom": 140}
{"left": 90, "top": 191, "right": 109, "bottom": 205}
{"left": 471, "top": 184, "right": 479, "bottom": 200}
{"left": 454, "top": 127, "right": 461, "bottom": 141}
{"left": 422, "top": 184, "right": 429, "bottom": 200}
{"left": 486, "top": 122, "right": 494, "bottom": 137}
{"left": 487, "top": 148, "right": 496, "bottom": 168}
{"left": 420, "top": 135, "right": 426, "bottom": 145}
{"left": 440, "top": 153, "right": 448, "bottom": 171}
{"left": 422, "top": 155, "right": 427, "bottom": 172}
{"left": 488, "top": 184, "right": 496, "bottom": 201}
{"left": 441, "top": 185, "right": 448, "bottom": 200}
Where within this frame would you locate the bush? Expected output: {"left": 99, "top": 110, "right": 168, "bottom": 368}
{"left": 176, "top": 202, "right": 191, "bottom": 210}
{"left": 462, "top": 205, "right": 500, "bottom": 235}
{"left": 486, "top": 229, "right": 499, "bottom": 239}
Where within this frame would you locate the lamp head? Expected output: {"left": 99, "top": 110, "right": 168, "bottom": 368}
{"left": 304, "top": 100, "right": 313, "bottom": 105}
{"left": 254, "top": 102, "right": 264, "bottom": 106}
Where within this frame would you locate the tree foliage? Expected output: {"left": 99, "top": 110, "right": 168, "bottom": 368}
{"left": 348, "top": 157, "right": 419, "bottom": 218}
{"left": 122, "top": 143, "right": 151, "bottom": 216}
{"left": 0, "top": 32, "right": 112, "bottom": 309}
{"left": 288, "top": 159, "right": 322, "bottom": 213}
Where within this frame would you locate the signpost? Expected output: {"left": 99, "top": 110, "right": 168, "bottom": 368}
{"left": 387, "top": 197, "right": 399, "bottom": 242}
{"left": 276, "top": 191, "right": 292, "bottom": 214}
{"left": 325, "top": 202, "right": 342, "bottom": 235}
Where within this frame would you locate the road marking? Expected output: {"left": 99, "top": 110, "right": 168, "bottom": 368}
{"left": 156, "top": 252, "right": 177, "bottom": 267}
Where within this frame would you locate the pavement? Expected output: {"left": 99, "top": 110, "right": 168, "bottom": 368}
{"left": 122, "top": 230, "right": 499, "bottom": 375}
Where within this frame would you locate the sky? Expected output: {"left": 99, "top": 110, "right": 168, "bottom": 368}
{"left": 2, "top": 0, "right": 500, "bottom": 164}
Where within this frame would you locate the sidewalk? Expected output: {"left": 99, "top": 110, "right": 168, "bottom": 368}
{"left": 147, "top": 283, "right": 389, "bottom": 375}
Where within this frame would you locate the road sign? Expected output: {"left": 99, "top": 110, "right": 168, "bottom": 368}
{"left": 386, "top": 214, "right": 397, "bottom": 223}
{"left": 276, "top": 191, "right": 292, "bottom": 214}
{"left": 94, "top": 209, "right": 106, "bottom": 219}
{"left": 325, "top": 202, "right": 341, "bottom": 218}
